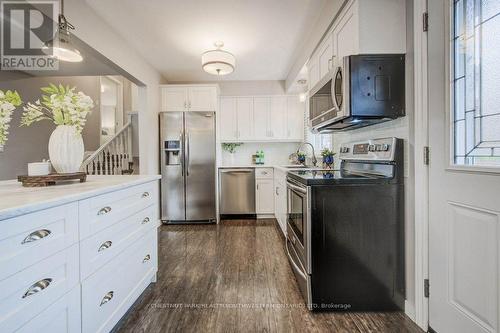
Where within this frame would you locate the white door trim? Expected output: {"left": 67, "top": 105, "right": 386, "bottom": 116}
{"left": 413, "top": 0, "right": 429, "bottom": 330}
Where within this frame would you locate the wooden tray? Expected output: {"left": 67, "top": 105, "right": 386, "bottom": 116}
{"left": 17, "top": 172, "right": 87, "bottom": 187}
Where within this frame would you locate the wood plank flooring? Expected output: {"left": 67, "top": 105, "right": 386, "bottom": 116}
{"left": 115, "top": 219, "right": 423, "bottom": 333}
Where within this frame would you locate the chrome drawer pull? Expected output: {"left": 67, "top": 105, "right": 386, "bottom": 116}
{"left": 100, "top": 291, "right": 114, "bottom": 306}
{"left": 98, "top": 240, "right": 113, "bottom": 252}
{"left": 141, "top": 192, "right": 150, "bottom": 198}
{"left": 142, "top": 254, "right": 151, "bottom": 263}
{"left": 22, "top": 278, "right": 52, "bottom": 298}
{"left": 21, "top": 229, "right": 51, "bottom": 244}
{"left": 142, "top": 217, "right": 150, "bottom": 225}
{"left": 97, "top": 206, "right": 112, "bottom": 215}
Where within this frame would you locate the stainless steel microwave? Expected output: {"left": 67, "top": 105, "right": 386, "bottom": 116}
{"left": 309, "top": 54, "right": 405, "bottom": 132}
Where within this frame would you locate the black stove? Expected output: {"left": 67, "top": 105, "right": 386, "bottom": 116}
{"left": 285, "top": 137, "right": 405, "bottom": 312}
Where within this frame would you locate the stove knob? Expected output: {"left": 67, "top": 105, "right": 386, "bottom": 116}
{"left": 368, "top": 144, "right": 376, "bottom": 152}
{"left": 382, "top": 144, "right": 390, "bottom": 151}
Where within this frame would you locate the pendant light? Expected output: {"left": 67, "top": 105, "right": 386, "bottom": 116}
{"left": 201, "top": 41, "right": 235, "bottom": 76}
{"left": 42, "top": 0, "right": 83, "bottom": 62}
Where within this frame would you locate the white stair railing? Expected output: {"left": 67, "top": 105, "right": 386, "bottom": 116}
{"left": 81, "top": 122, "right": 133, "bottom": 175}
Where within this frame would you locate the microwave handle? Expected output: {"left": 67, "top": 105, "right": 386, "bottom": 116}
{"left": 332, "top": 66, "right": 341, "bottom": 111}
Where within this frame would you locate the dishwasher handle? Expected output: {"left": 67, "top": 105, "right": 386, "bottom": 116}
{"left": 220, "top": 169, "right": 254, "bottom": 173}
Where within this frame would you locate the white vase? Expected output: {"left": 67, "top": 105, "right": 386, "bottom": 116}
{"left": 48, "top": 125, "right": 84, "bottom": 174}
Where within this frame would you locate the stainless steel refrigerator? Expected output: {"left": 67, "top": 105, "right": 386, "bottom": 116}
{"left": 160, "top": 111, "right": 216, "bottom": 223}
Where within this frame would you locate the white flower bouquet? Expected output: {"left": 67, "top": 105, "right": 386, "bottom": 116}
{"left": 0, "top": 90, "right": 22, "bottom": 146}
{"left": 21, "top": 84, "right": 94, "bottom": 133}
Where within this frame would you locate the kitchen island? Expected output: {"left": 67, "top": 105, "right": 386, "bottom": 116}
{"left": 0, "top": 175, "right": 161, "bottom": 333}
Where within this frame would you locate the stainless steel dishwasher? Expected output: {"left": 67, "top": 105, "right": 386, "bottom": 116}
{"left": 219, "top": 168, "right": 256, "bottom": 214}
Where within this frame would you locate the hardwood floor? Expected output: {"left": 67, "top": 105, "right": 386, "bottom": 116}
{"left": 115, "top": 219, "right": 423, "bottom": 333}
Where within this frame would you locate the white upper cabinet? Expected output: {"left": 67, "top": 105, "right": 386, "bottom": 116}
{"left": 161, "top": 85, "right": 217, "bottom": 112}
{"left": 218, "top": 95, "right": 304, "bottom": 143}
{"left": 236, "top": 98, "right": 253, "bottom": 141}
{"left": 219, "top": 97, "right": 237, "bottom": 141}
{"left": 270, "top": 96, "right": 287, "bottom": 140}
{"left": 253, "top": 97, "right": 271, "bottom": 140}
{"left": 318, "top": 36, "right": 334, "bottom": 80}
{"left": 307, "top": 0, "right": 406, "bottom": 89}
{"left": 286, "top": 96, "right": 304, "bottom": 141}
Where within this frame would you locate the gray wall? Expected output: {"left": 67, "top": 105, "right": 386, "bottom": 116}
{"left": 0, "top": 76, "right": 100, "bottom": 180}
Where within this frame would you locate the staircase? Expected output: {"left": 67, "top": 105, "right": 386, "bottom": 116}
{"left": 81, "top": 121, "right": 134, "bottom": 175}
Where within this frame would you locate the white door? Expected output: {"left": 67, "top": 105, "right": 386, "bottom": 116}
{"left": 318, "top": 34, "right": 333, "bottom": 79}
{"left": 287, "top": 96, "right": 305, "bottom": 141}
{"left": 236, "top": 97, "right": 253, "bottom": 140}
{"left": 256, "top": 179, "right": 274, "bottom": 214}
{"left": 219, "top": 97, "right": 237, "bottom": 141}
{"left": 253, "top": 97, "right": 270, "bottom": 140}
{"left": 162, "top": 87, "right": 188, "bottom": 111}
{"left": 428, "top": 1, "right": 500, "bottom": 333}
{"left": 188, "top": 87, "right": 215, "bottom": 111}
{"left": 270, "top": 96, "right": 287, "bottom": 140}
{"left": 332, "top": 1, "right": 358, "bottom": 66}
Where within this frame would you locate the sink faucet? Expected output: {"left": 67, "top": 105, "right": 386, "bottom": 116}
{"left": 297, "top": 142, "right": 318, "bottom": 167}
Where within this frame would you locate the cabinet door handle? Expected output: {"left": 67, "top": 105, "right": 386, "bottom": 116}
{"left": 100, "top": 291, "right": 114, "bottom": 306}
{"left": 143, "top": 254, "right": 151, "bottom": 263}
{"left": 21, "top": 229, "right": 51, "bottom": 244}
{"left": 142, "top": 217, "right": 150, "bottom": 224}
{"left": 276, "top": 187, "right": 279, "bottom": 195}
{"left": 184, "top": 102, "right": 187, "bottom": 109}
{"left": 98, "top": 206, "right": 112, "bottom": 215}
{"left": 256, "top": 184, "right": 259, "bottom": 190}
{"left": 22, "top": 278, "right": 52, "bottom": 298}
{"left": 98, "top": 240, "right": 113, "bottom": 252}
{"left": 141, "top": 192, "right": 150, "bottom": 198}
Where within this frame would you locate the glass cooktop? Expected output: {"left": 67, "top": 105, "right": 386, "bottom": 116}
{"left": 287, "top": 169, "right": 392, "bottom": 186}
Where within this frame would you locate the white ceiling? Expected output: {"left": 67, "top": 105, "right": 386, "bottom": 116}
{"left": 85, "top": 0, "right": 326, "bottom": 82}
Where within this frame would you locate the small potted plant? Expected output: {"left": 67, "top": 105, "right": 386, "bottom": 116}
{"left": 21, "top": 84, "right": 94, "bottom": 173}
{"left": 321, "top": 148, "right": 335, "bottom": 169}
{"left": 0, "top": 90, "right": 23, "bottom": 148}
{"left": 222, "top": 143, "right": 243, "bottom": 164}
{"left": 297, "top": 152, "right": 307, "bottom": 165}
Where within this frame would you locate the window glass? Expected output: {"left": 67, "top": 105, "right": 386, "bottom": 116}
{"left": 453, "top": 0, "right": 500, "bottom": 166}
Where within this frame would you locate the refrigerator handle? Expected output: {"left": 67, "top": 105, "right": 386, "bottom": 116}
{"left": 186, "top": 130, "right": 190, "bottom": 176}
{"left": 180, "top": 131, "right": 184, "bottom": 177}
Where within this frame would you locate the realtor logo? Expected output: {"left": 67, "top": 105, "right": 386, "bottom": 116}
{"left": 1, "top": 0, "right": 59, "bottom": 70}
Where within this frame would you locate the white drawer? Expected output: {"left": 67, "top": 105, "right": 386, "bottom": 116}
{"left": 0, "top": 244, "right": 79, "bottom": 333}
{"left": 255, "top": 168, "right": 274, "bottom": 179}
{"left": 80, "top": 204, "right": 159, "bottom": 279}
{"left": 79, "top": 181, "right": 158, "bottom": 239}
{"left": 17, "top": 286, "right": 81, "bottom": 333}
{"left": 0, "top": 203, "right": 78, "bottom": 281}
{"left": 82, "top": 230, "right": 157, "bottom": 333}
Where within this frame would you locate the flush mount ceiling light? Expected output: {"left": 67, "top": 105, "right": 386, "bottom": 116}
{"left": 42, "top": 0, "right": 83, "bottom": 62}
{"left": 201, "top": 41, "right": 235, "bottom": 76}
{"left": 297, "top": 79, "right": 307, "bottom": 85}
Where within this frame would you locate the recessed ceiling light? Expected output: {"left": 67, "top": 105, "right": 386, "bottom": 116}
{"left": 297, "top": 79, "right": 307, "bottom": 85}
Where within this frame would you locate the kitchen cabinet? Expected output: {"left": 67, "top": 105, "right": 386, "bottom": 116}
{"left": 274, "top": 169, "right": 287, "bottom": 235}
{"left": 219, "top": 97, "right": 238, "bottom": 141}
{"left": 306, "top": 0, "right": 406, "bottom": 90}
{"left": 256, "top": 168, "right": 274, "bottom": 215}
{"left": 286, "top": 96, "right": 304, "bottom": 141}
{"left": 236, "top": 97, "right": 253, "bottom": 140}
{"left": 219, "top": 95, "right": 304, "bottom": 143}
{"left": 161, "top": 85, "right": 217, "bottom": 112}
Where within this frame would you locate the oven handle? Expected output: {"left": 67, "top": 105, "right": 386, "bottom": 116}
{"left": 286, "top": 240, "right": 307, "bottom": 280}
{"left": 287, "top": 181, "right": 307, "bottom": 195}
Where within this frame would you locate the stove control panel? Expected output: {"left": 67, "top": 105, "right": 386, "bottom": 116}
{"left": 339, "top": 138, "right": 397, "bottom": 162}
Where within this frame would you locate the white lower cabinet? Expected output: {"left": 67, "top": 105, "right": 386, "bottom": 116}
{"left": 0, "top": 179, "right": 160, "bottom": 333}
{"left": 82, "top": 230, "right": 157, "bottom": 333}
{"left": 255, "top": 168, "right": 274, "bottom": 215}
{"left": 17, "top": 286, "right": 81, "bottom": 333}
{"left": 274, "top": 169, "right": 287, "bottom": 235}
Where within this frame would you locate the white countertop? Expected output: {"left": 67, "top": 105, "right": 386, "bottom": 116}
{"left": 218, "top": 164, "right": 318, "bottom": 173}
{"left": 0, "top": 175, "right": 161, "bottom": 221}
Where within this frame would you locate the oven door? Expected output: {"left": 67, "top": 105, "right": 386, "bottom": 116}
{"left": 286, "top": 179, "right": 311, "bottom": 273}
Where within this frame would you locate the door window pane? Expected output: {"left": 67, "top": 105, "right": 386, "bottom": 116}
{"left": 453, "top": 0, "right": 500, "bottom": 166}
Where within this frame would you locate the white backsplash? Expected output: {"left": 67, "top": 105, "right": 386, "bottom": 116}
{"left": 220, "top": 142, "right": 299, "bottom": 166}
